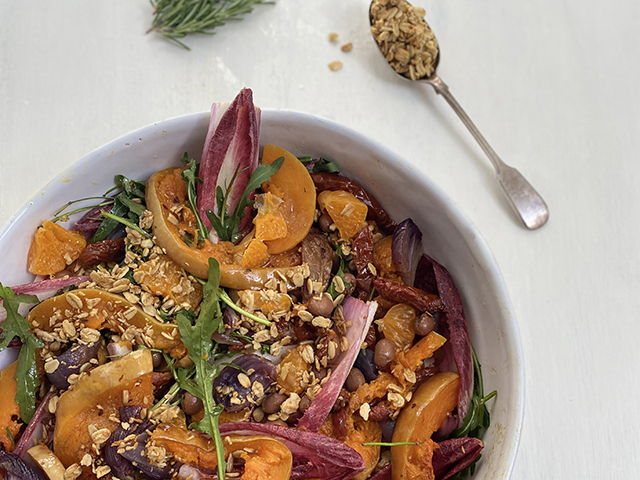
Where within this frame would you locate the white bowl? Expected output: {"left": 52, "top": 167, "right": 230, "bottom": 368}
{"left": 0, "top": 110, "right": 523, "bottom": 479}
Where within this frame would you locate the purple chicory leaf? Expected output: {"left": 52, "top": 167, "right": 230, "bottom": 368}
{"left": 0, "top": 452, "right": 48, "bottom": 480}
{"left": 391, "top": 218, "right": 423, "bottom": 287}
{"left": 368, "top": 464, "right": 392, "bottom": 480}
{"left": 297, "top": 296, "right": 378, "bottom": 432}
{"left": 432, "top": 437, "right": 484, "bottom": 480}
{"left": 0, "top": 276, "right": 89, "bottom": 328}
{"left": 418, "top": 255, "right": 473, "bottom": 425}
{"left": 198, "top": 88, "right": 261, "bottom": 235}
{"left": 46, "top": 341, "right": 101, "bottom": 390}
{"left": 218, "top": 422, "right": 364, "bottom": 480}
{"left": 213, "top": 354, "right": 277, "bottom": 413}
{"left": 72, "top": 202, "right": 114, "bottom": 239}
{"left": 13, "top": 391, "right": 53, "bottom": 459}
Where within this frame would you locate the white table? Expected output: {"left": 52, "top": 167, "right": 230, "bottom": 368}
{"left": 2, "top": 1, "right": 638, "bottom": 478}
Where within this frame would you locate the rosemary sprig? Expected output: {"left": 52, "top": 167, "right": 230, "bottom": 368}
{"left": 148, "top": 0, "right": 275, "bottom": 50}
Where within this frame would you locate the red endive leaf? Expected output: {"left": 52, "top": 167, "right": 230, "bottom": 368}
{"left": 218, "top": 422, "right": 364, "bottom": 480}
{"left": 432, "top": 437, "right": 484, "bottom": 480}
{"left": 0, "top": 276, "right": 89, "bottom": 327}
{"left": 420, "top": 254, "right": 473, "bottom": 425}
{"left": 297, "top": 296, "right": 378, "bottom": 432}
{"left": 197, "top": 88, "right": 261, "bottom": 236}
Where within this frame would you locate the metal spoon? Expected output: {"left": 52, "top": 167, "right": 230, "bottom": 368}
{"left": 369, "top": 2, "right": 549, "bottom": 230}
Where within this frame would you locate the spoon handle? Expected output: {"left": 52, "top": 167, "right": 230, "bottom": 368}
{"left": 426, "top": 75, "right": 549, "bottom": 230}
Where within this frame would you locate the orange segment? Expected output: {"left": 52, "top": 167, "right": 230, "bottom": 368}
{"left": 254, "top": 192, "right": 288, "bottom": 241}
{"left": 377, "top": 303, "right": 416, "bottom": 351}
{"left": 317, "top": 190, "right": 368, "bottom": 240}
{"left": 27, "top": 220, "right": 87, "bottom": 275}
{"left": 241, "top": 238, "right": 270, "bottom": 269}
{"left": 261, "top": 145, "right": 316, "bottom": 254}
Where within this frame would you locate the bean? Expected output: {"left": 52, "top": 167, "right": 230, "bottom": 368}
{"left": 298, "top": 395, "right": 312, "bottom": 413}
{"left": 414, "top": 313, "right": 436, "bottom": 336}
{"left": 307, "top": 295, "right": 334, "bottom": 317}
{"left": 262, "top": 392, "right": 287, "bottom": 414}
{"left": 345, "top": 368, "right": 366, "bottom": 392}
{"left": 182, "top": 392, "right": 203, "bottom": 416}
{"left": 318, "top": 213, "right": 333, "bottom": 233}
{"left": 151, "top": 352, "right": 164, "bottom": 369}
{"left": 374, "top": 339, "right": 395, "bottom": 368}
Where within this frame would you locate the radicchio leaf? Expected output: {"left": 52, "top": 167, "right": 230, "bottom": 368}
{"left": 198, "top": 88, "right": 261, "bottom": 235}
{"left": 12, "top": 391, "right": 52, "bottom": 459}
{"left": 212, "top": 354, "right": 276, "bottom": 412}
{"left": 0, "top": 452, "right": 48, "bottom": 480}
{"left": 46, "top": 341, "right": 101, "bottom": 390}
{"left": 391, "top": 218, "right": 423, "bottom": 287}
{"left": 297, "top": 296, "right": 377, "bottom": 432}
{"left": 0, "top": 276, "right": 89, "bottom": 327}
{"left": 417, "top": 255, "right": 473, "bottom": 425}
{"left": 218, "top": 422, "right": 364, "bottom": 480}
{"left": 432, "top": 437, "right": 484, "bottom": 480}
{"left": 368, "top": 464, "right": 392, "bottom": 480}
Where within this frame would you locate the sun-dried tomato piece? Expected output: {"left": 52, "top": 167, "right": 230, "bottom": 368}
{"left": 352, "top": 225, "right": 375, "bottom": 298}
{"left": 332, "top": 408, "right": 348, "bottom": 440}
{"left": 311, "top": 172, "right": 397, "bottom": 235}
{"left": 76, "top": 238, "right": 125, "bottom": 267}
{"left": 373, "top": 278, "right": 443, "bottom": 313}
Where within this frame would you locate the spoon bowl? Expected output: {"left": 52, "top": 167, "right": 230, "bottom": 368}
{"left": 369, "top": 0, "right": 549, "bottom": 230}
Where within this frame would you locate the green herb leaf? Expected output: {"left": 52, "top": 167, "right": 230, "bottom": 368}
{"left": 181, "top": 153, "right": 210, "bottom": 243}
{"left": 148, "top": 0, "right": 275, "bottom": 50}
{"left": 116, "top": 194, "right": 146, "bottom": 217}
{"left": 92, "top": 196, "right": 130, "bottom": 242}
{"left": 206, "top": 156, "right": 285, "bottom": 243}
{"left": 99, "top": 211, "right": 152, "bottom": 239}
{"left": 15, "top": 335, "right": 44, "bottom": 422}
{"left": 298, "top": 156, "right": 340, "bottom": 174}
{"left": 176, "top": 258, "right": 226, "bottom": 479}
{"left": 0, "top": 284, "right": 44, "bottom": 423}
{"left": 115, "top": 175, "right": 146, "bottom": 199}
{"left": 362, "top": 441, "right": 422, "bottom": 447}
{"left": 449, "top": 345, "right": 497, "bottom": 439}
{"left": 327, "top": 245, "right": 352, "bottom": 299}
{"left": 0, "top": 285, "right": 39, "bottom": 350}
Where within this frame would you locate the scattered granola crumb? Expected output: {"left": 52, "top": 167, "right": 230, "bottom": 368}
{"left": 328, "top": 32, "right": 339, "bottom": 43}
{"left": 328, "top": 61, "right": 343, "bottom": 72}
{"left": 341, "top": 42, "right": 353, "bottom": 52}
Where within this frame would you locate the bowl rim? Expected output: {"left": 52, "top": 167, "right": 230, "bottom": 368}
{"left": 0, "top": 108, "right": 524, "bottom": 479}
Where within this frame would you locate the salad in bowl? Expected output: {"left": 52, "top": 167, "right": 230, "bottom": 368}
{"left": 0, "top": 89, "right": 518, "bottom": 480}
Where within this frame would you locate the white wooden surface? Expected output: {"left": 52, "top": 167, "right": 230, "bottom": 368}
{"left": 1, "top": 1, "right": 639, "bottom": 478}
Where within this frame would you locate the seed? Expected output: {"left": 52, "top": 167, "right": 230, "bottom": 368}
{"left": 48, "top": 395, "right": 59, "bottom": 414}
{"left": 252, "top": 408, "right": 265, "bottom": 422}
{"left": 328, "top": 32, "right": 339, "bottom": 42}
{"left": 237, "top": 373, "right": 251, "bottom": 389}
{"left": 65, "top": 292, "right": 83, "bottom": 310}
{"left": 44, "top": 358, "right": 60, "bottom": 374}
{"left": 341, "top": 42, "right": 353, "bottom": 52}
{"left": 388, "top": 392, "right": 406, "bottom": 408}
{"left": 359, "top": 403, "right": 371, "bottom": 421}
{"left": 62, "top": 320, "right": 76, "bottom": 338}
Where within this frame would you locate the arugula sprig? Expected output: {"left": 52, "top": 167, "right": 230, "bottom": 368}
{"left": 0, "top": 284, "right": 43, "bottom": 423}
{"left": 297, "top": 155, "right": 340, "bottom": 174}
{"left": 175, "top": 258, "right": 227, "bottom": 480}
{"left": 206, "top": 156, "right": 285, "bottom": 243}
{"left": 181, "top": 153, "right": 210, "bottom": 244}
{"left": 327, "top": 245, "right": 352, "bottom": 299}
